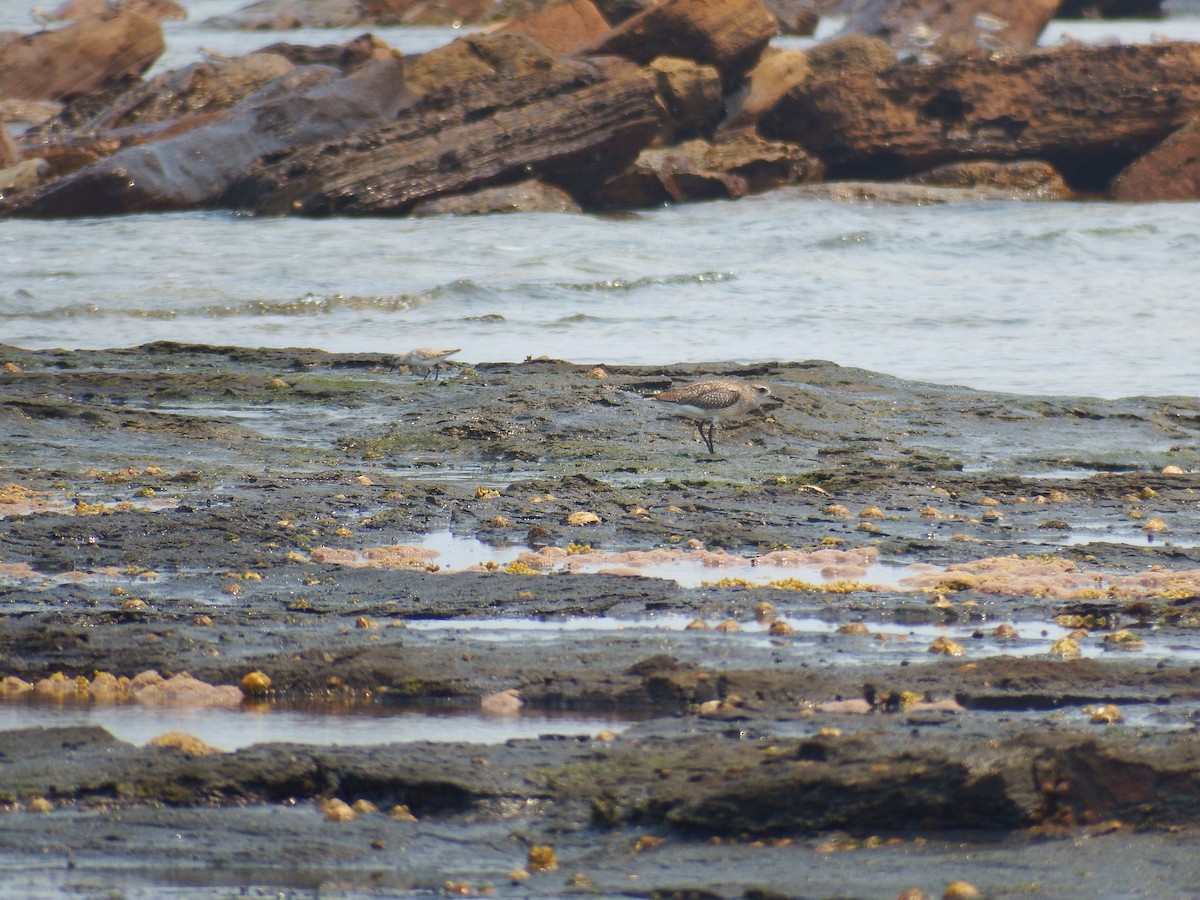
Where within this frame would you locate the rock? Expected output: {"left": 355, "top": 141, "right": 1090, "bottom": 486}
{"left": 0, "top": 10, "right": 165, "bottom": 102}
{"left": 908, "top": 159, "right": 1072, "bottom": 199}
{"left": 2, "top": 57, "right": 410, "bottom": 217}
{"left": 50, "top": 0, "right": 188, "bottom": 21}
{"left": 764, "top": 0, "right": 819, "bottom": 35}
{"left": 498, "top": 0, "right": 612, "bottom": 56}
{"left": 1109, "top": 117, "right": 1200, "bottom": 201}
{"left": 804, "top": 32, "right": 895, "bottom": 75}
{"left": 411, "top": 179, "right": 582, "bottom": 214}
{"left": 761, "top": 42, "right": 1200, "bottom": 189}
{"left": 0, "top": 98, "right": 64, "bottom": 131}
{"left": 841, "top": 0, "right": 1059, "bottom": 56}
{"left": 645, "top": 56, "right": 724, "bottom": 142}
{"left": 581, "top": 0, "right": 777, "bottom": 84}
{"left": 0, "top": 158, "right": 50, "bottom": 196}
{"left": 589, "top": 133, "right": 822, "bottom": 207}
{"left": 717, "top": 47, "right": 809, "bottom": 136}
{"left": 228, "top": 60, "right": 661, "bottom": 215}
{"left": 405, "top": 31, "right": 562, "bottom": 93}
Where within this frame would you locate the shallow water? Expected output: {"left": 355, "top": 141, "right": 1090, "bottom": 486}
{"left": 4, "top": 8, "right": 1200, "bottom": 397}
{"left": 0, "top": 698, "right": 629, "bottom": 748}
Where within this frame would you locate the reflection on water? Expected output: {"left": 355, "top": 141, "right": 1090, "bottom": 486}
{"left": 0, "top": 700, "right": 631, "bottom": 750}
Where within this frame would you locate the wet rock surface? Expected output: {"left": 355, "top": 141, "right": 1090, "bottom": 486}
{"left": 1, "top": 342, "right": 1200, "bottom": 896}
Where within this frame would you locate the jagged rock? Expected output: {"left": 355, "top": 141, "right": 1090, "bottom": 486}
{"left": 588, "top": 132, "right": 822, "bottom": 207}
{"left": 226, "top": 64, "right": 661, "bottom": 215}
{"left": 717, "top": 47, "right": 809, "bottom": 136}
{"left": 411, "top": 179, "right": 582, "bottom": 214}
{"left": 1109, "top": 117, "right": 1200, "bottom": 201}
{"left": 50, "top": 0, "right": 187, "bottom": 21}
{"left": 907, "top": 159, "right": 1072, "bottom": 199}
{"left": 761, "top": 42, "right": 1200, "bottom": 189}
{"left": 644, "top": 56, "right": 724, "bottom": 142}
{"left": 0, "top": 10, "right": 165, "bottom": 102}
{"left": 2, "top": 58, "right": 410, "bottom": 217}
{"left": 498, "top": 0, "right": 612, "bottom": 56}
{"left": 841, "top": 0, "right": 1059, "bottom": 56}
{"left": 581, "top": 0, "right": 777, "bottom": 83}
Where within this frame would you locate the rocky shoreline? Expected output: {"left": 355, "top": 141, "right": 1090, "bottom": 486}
{"left": 1, "top": 342, "right": 1199, "bottom": 896}
{"left": 6, "top": 0, "right": 1200, "bottom": 216}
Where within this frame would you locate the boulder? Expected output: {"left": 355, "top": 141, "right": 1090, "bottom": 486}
{"left": 0, "top": 10, "right": 165, "bottom": 102}
{"left": 255, "top": 33, "right": 400, "bottom": 70}
{"left": 761, "top": 41, "right": 1200, "bottom": 189}
{"left": 49, "top": 0, "right": 187, "bottom": 21}
{"left": 580, "top": 0, "right": 777, "bottom": 84}
{"left": 2, "top": 57, "right": 410, "bottom": 217}
{"left": 644, "top": 56, "right": 724, "bottom": 142}
{"left": 716, "top": 47, "right": 809, "bottom": 136}
{"left": 841, "top": 0, "right": 1059, "bottom": 57}
{"left": 226, "top": 64, "right": 662, "bottom": 215}
{"left": 805, "top": 33, "right": 896, "bottom": 75}
{"left": 907, "top": 159, "right": 1072, "bottom": 199}
{"left": 1109, "top": 117, "right": 1200, "bottom": 201}
{"left": 411, "top": 179, "right": 582, "bottom": 214}
{"left": 588, "top": 132, "right": 822, "bottom": 207}
{"left": 498, "top": 0, "right": 612, "bottom": 56}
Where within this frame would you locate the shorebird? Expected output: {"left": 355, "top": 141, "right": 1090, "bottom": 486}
{"left": 396, "top": 347, "right": 460, "bottom": 381}
{"left": 650, "top": 379, "right": 776, "bottom": 454}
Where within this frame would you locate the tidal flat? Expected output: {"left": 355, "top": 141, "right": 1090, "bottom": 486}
{"left": 1, "top": 342, "right": 1199, "bottom": 898}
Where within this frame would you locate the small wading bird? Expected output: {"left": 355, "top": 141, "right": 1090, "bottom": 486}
{"left": 396, "top": 347, "right": 460, "bottom": 381}
{"left": 650, "top": 378, "right": 776, "bottom": 454}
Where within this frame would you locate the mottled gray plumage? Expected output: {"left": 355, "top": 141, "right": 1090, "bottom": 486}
{"left": 650, "top": 379, "right": 775, "bottom": 454}
{"left": 397, "top": 347, "right": 460, "bottom": 381}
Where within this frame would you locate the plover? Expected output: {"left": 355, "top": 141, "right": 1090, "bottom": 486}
{"left": 650, "top": 379, "right": 776, "bottom": 454}
{"left": 397, "top": 347, "right": 460, "bottom": 381}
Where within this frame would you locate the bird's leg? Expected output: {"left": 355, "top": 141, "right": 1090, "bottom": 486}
{"left": 702, "top": 422, "right": 716, "bottom": 454}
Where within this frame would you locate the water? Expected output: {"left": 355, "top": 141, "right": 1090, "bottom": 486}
{"left": 0, "top": 698, "right": 630, "bottom": 748}
{"left": 3, "top": 6, "right": 1200, "bottom": 397}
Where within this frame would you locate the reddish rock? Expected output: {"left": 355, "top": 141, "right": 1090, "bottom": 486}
{"left": 255, "top": 33, "right": 399, "bottom": 70}
{"left": 1109, "top": 118, "right": 1200, "bottom": 201}
{"left": 842, "top": 0, "right": 1059, "bottom": 56}
{"left": 499, "top": 0, "right": 612, "bottom": 56}
{"left": 581, "top": 0, "right": 777, "bottom": 83}
{"left": 0, "top": 11, "right": 164, "bottom": 102}
{"left": 405, "top": 31, "right": 563, "bottom": 93}
{"left": 50, "top": 0, "right": 187, "bottom": 21}
{"left": 0, "top": 158, "right": 50, "bottom": 196}
{"left": 589, "top": 132, "right": 822, "bottom": 207}
{"left": 2, "top": 58, "right": 410, "bottom": 217}
{"left": 762, "top": 41, "right": 1200, "bottom": 189}
{"left": 411, "top": 179, "right": 582, "bottom": 214}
